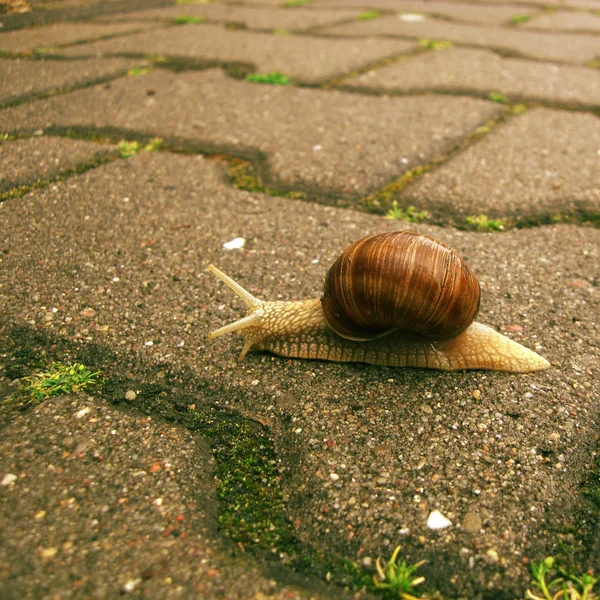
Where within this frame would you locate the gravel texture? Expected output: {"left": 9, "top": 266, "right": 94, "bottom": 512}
{"left": 395, "top": 108, "right": 600, "bottom": 219}
{"left": 58, "top": 22, "right": 416, "bottom": 84}
{"left": 1, "top": 152, "right": 599, "bottom": 597}
{"left": 0, "top": 393, "right": 312, "bottom": 599}
{"left": 0, "top": 56, "right": 146, "bottom": 106}
{"left": 99, "top": 4, "right": 363, "bottom": 30}
{"left": 0, "top": 20, "right": 160, "bottom": 52}
{"left": 0, "top": 69, "right": 501, "bottom": 198}
{"left": 320, "top": 15, "right": 600, "bottom": 64}
{"left": 0, "top": 136, "right": 116, "bottom": 193}
{"left": 312, "top": 0, "right": 538, "bottom": 25}
{"left": 343, "top": 47, "right": 600, "bottom": 108}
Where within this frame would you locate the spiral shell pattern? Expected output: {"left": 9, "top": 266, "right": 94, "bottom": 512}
{"left": 320, "top": 231, "right": 481, "bottom": 341}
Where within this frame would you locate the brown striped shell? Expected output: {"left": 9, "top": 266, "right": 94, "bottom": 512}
{"left": 320, "top": 232, "right": 481, "bottom": 341}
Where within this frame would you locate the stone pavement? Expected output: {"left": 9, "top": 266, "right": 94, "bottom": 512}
{"left": 0, "top": 1, "right": 599, "bottom": 599}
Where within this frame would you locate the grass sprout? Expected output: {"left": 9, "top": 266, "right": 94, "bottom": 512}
{"left": 385, "top": 202, "right": 429, "bottom": 223}
{"left": 373, "top": 546, "right": 427, "bottom": 599}
{"left": 245, "top": 72, "right": 290, "bottom": 85}
{"left": 525, "top": 556, "right": 598, "bottom": 600}
{"left": 24, "top": 363, "right": 100, "bottom": 400}
{"left": 465, "top": 214, "right": 506, "bottom": 231}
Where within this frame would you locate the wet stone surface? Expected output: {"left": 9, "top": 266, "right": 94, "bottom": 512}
{"left": 0, "top": 152, "right": 599, "bottom": 597}
{"left": 0, "top": 136, "right": 117, "bottom": 194}
{"left": 394, "top": 108, "right": 600, "bottom": 219}
{"left": 58, "top": 23, "right": 416, "bottom": 85}
{"left": 0, "top": 69, "right": 501, "bottom": 197}
{"left": 343, "top": 47, "right": 600, "bottom": 108}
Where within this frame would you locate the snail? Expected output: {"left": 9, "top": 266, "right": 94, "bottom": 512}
{"left": 207, "top": 231, "right": 550, "bottom": 373}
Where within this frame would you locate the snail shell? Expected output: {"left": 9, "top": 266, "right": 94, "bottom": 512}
{"left": 320, "top": 231, "right": 481, "bottom": 341}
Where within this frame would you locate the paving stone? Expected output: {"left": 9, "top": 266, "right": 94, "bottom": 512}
{"left": 344, "top": 47, "right": 600, "bottom": 108}
{"left": 0, "top": 56, "right": 147, "bottom": 106}
{"left": 321, "top": 15, "right": 600, "bottom": 64}
{"left": 312, "top": 0, "right": 537, "bottom": 26}
{"left": 0, "top": 393, "right": 309, "bottom": 599}
{"left": 0, "top": 136, "right": 117, "bottom": 194}
{"left": 460, "top": 0, "right": 600, "bottom": 7}
{"left": 520, "top": 10, "right": 600, "bottom": 33}
{"left": 0, "top": 69, "right": 501, "bottom": 197}
{"left": 100, "top": 3, "right": 363, "bottom": 30}
{"left": 394, "top": 108, "right": 600, "bottom": 219}
{"left": 0, "top": 20, "right": 160, "bottom": 53}
{"left": 1, "top": 152, "right": 598, "bottom": 597}
{"left": 59, "top": 22, "right": 416, "bottom": 84}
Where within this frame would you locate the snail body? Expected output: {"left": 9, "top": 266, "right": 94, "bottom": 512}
{"left": 207, "top": 232, "right": 550, "bottom": 373}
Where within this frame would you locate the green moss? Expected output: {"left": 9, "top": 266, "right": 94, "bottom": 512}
{"left": 511, "top": 14, "right": 531, "bottom": 23}
{"left": 488, "top": 91, "right": 506, "bottom": 103}
{"left": 118, "top": 137, "right": 163, "bottom": 158}
{"left": 282, "top": 0, "right": 311, "bottom": 6}
{"left": 245, "top": 71, "right": 290, "bottom": 85}
{"left": 174, "top": 15, "right": 205, "bottom": 24}
{"left": 274, "top": 28, "right": 292, "bottom": 35}
{"left": 127, "top": 66, "right": 151, "bottom": 77}
{"left": 464, "top": 214, "right": 506, "bottom": 232}
{"left": 357, "top": 10, "right": 380, "bottom": 20}
{"left": 418, "top": 38, "right": 453, "bottom": 50}
{"left": 385, "top": 202, "right": 429, "bottom": 223}
{"left": 24, "top": 362, "right": 100, "bottom": 399}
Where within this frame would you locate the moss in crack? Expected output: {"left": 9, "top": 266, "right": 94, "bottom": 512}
{"left": 228, "top": 160, "right": 307, "bottom": 201}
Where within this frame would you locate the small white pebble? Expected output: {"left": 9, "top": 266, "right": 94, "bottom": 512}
{"left": 75, "top": 407, "right": 91, "bottom": 419}
{"left": 1, "top": 474, "right": 17, "bottom": 486}
{"left": 399, "top": 13, "right": 425, "bottom": 21}
{"left": 123, "top": 197, "right": 130, "bottom": 203}
{"left": 330, "top": 473, "right": 340, "bottom": 481}
{"left": 125, "top": 390, "right": 137, "bottom": 401}
{"left": 145, "top": 341, "right": 153, "bottom": 346}
{"left": 123, "top": 579, "right": 141, "bottom": 593}
{"left": 427, "top": 509, "right": 452, "bottom": 530}
{"left": 223, "top": 237, "right": 245, "bottom": 250}
{"left": 313, "top": 144, "right": 322, "bottom": 151}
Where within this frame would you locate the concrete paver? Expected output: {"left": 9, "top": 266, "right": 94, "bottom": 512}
{"left": 0, "top": 136, "right": 116, "bottom": 193}
{"left": 343, "top": 47, "right": 600, "bottom": 108}
{"left": 520, "top": 10, "right": 600, "bottom": 33}
{"left": 459, "top": 0, "right": 600, "bottom": 7}
{"left": 0, "top": 393, "right": 310, "bottom": 599}
{"left": 1, "top": 152, "right": 598, "bottom": 597}
{"left": 312, "top": 0, "right": 538, "bottom": 26}
{"left": 100, "top": 4, "right": 364, "bottom": 30}
{"left": 0, "top": 56, "right": 146, "bottom": 106}
{"left": 394, "top": 108, "right": 600, "bottom": 219}
{"left": 0, "top": 69, "right": 501, "bottom": 197}
{"left": 58, "top": 23, "right": 417, "bottom": 84}
{"left": 0, "top": 20, "right": 160, "bottom": 52}
{"left": 320, "top": 15, "right": 600, "bottom": 63}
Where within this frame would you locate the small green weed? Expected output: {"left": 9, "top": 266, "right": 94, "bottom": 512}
{"left": 174, "top": 15, "right": 205, "bottom": 24}
{"left": 373, "top": 546, "right": 427, "bottom": 599}
{"left": 127, "top": 66, "right": 151, "bottom": 77}
{"left": 465, "top": 214, "right": 506, "bottom": 232}
{"left": 118, "top": 138, "right": 163, "bottom": 158}
{"left": 525, "top": 556, "right": 598, "bottom": 600}
{"left": 511, "top": 14, "right": 531, "bottom": 23}
{"left": 24, "top": 363, "right": 100, "bottom": 400}
{"left": 283, "top": 0, "right": 311, "bottom": 7}
{"left": 274, "top": 28, "right": 292, "bottom": 35}
{"left": 418, "top": 38, "right": 453, "bottom": 50}
{"left": 488, "top": 91, "right": 506, "bottom": 103}
{"left": 245, "top": 72, "right": 290, "bottom": 85}
{"left": 385, "top": 202, "right": 429, "bottom": 223}
{"left": 357, "top": 10, "right": 380, "bottom": 19}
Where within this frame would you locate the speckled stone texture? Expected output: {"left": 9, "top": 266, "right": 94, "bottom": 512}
{"left": 394, "top": 108, "right": 600, "bottom": 219}
{"left": 100, "top": 4, "right": 363, "bottom": 30}
{"left": 0, "top": 56, "right": 146, "bottom": 106}
{"left": 520, "top": 10, "right": 600, "bottom": 33}
{"left": 321, "top": 15, "right": 600, "bottom": 63}
{"left": 0, "top": 393, "right": 309, "bottom": 599}
{"left": 58, "top": 23, "right": 416, "bottom": 84}
{"left": 0, "top": 69, "right": 501, "bottom": 197}
{"left": 0, "top": 136, "right": 116, "bottom": 193}
{"left": 0, "top": 20, "right": 160, "bottom": 52}
{"left": 0, "top": 153, "right": 598, "bottom": 598}
{"left": 312, "top": 0, "right": 538, "bottom": 25}
{"left": 343, "top": 48, "right": 600, "bottom": 108}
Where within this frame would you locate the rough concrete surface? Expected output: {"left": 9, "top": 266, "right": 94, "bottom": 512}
{"left": 0, "top": 69, "right": 501, "bottom": 197}
{"left": 521, "top": 10, "right": 600, "bottom": 33}
{"left": 0, "top": 56, "right": 146, "bottom": 106}
{"left": 58, "top": 23, "right": 416, "bottom": 85}
{"left": 343, "top": 47, "right": 600, "bottom": 108}
{"left": 312, "top": 0, "right": 538, "bottom": 26}
{"left": 0, "top": 136, "right": 116, "bottom": 193}
{"left": 99, "top": 4, "right": 364, "bottom": 31}
{"left": 1, "top": 1, "right": 599, "bottom": 599}
{"left": 321, "top": 15, "right": 600, "bottom": 63}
